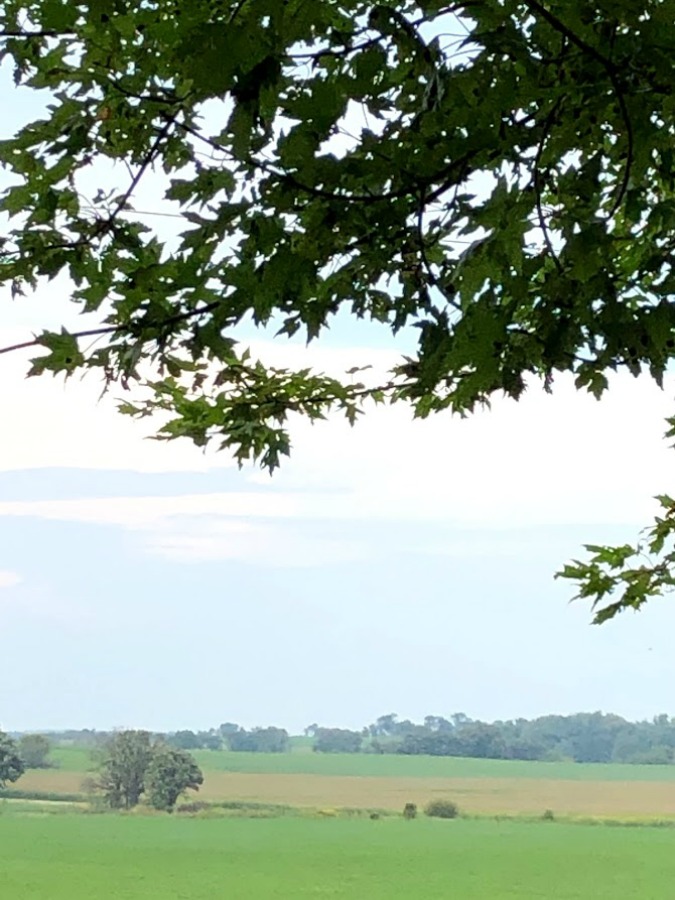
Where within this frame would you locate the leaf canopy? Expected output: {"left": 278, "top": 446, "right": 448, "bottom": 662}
{"left": 2, "top": 0, "right": 675, "bottom": 620}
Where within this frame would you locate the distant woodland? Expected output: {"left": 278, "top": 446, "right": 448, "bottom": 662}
{"left": 19, "top": 712, "right": 675, "bottom": 766}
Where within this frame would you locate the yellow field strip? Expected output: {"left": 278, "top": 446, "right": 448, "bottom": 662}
{"left": 16, "top": 769, "right": 675, "bottom": 817}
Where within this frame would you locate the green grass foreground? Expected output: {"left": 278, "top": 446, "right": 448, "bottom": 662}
{"left": 2, "top": 814, "right": 674, "bottom": 899}
{"left": 49, "top": 745, "right": 675, "bottom": 781}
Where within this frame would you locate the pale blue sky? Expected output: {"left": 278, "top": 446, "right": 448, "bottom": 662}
{"left": 1, "top": 55, "right": 675, "bottom": 736}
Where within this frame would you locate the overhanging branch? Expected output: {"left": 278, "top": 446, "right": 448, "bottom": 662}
{"left": 0, "top": 301, "right": 222, "bottom": 357}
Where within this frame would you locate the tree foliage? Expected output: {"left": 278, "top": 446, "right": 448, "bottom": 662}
{"left": 2, "top": 1, "right": 675, "bottom": 618}
{"left": 166, "top": 729, "right": 202, "bottom": 751}
{"left": 95, "top": 729, "right": 154, "bottom": 809}
{"left": 0, "top": 731, "right": 24, "bottom": 788}
{"left": 313, "top": 727, "right": 364, "bottom": 753}
{"left": 360, "top": 712, "right": 675, "bottom": 763}
{"left": 94, "top": 730, "right": 203, "bottom": 810}
{"left": 145, "top": 746, "right": 204, "bottom": 812}
{"left": 166, "top": 729, "right": 221, "bottom": 751}
{"left": 558, "top": 492, "right": 675, "bottom": 623}
{"left": 226, "top": 726, "right": 290, "bottom": 753}
{"left": 18, "top": 733, "right": 52, "bottom": 769}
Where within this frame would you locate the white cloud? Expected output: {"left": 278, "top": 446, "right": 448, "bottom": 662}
{"left": 0, "top": 570, "right": 21, "bottom": 589}
{"left": 0, "top": 494, "right": 367, "bottom": 567}
{"left": 0, "top": 340, "right": 228, "bottom": 473}
{"left": 2, "top": 321, "right": 675, "bottom": 556}
{"left": 146, "top": 519, "right": 363, "bottom": 567}
{"left": 0, "top": 362, "right": 672, "bottom": 568}
{"left": 0, "top": 491, "right": 359, "bottom": 526}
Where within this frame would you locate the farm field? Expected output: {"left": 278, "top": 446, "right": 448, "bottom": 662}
{"left": 1, "top": 814, "right": 673, "bottom": 899}
{"left": 49, "top": 744, "right": 675, "bottom": 781}
{"left": 14, "top": 747, "right": 675, "bottom": 817}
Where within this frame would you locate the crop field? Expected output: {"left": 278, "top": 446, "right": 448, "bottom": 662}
{"left": 192, "top": 772, "right": 675, "bottom": 817}
{"left": 2, "top": 814, "right": 674, "bottom": 899}
{"left": 16, "top": 747, "right": 675, "bottom": 818}
{"left": 48, "top": 745, "right": 675, "bottom": 781}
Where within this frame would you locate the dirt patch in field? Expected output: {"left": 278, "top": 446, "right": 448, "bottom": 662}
{"left": 14, "top": 771, "right": 85, "bottom": 794}
{"left": 200, "top": 773, "right": 675, "bottom": 817}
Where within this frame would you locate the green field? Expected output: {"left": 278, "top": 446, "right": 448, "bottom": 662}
{"left": 2, "top": 814, "right": 673, "bottom": 899}
{"left": 10, "top": 748, "right": 675, "bottom": 896}
{"left": 49, "top": 745, "right": 675, "bottom": 782}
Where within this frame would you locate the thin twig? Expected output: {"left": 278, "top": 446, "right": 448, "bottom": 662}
{"left": 106, "top": 76, "right": 188, "bottom": 106}
{"left": 102, "top": 117, "right": 176, "bottom": 235}
{"left": 533, "top": 101, "right": 563, "bottom": 273}
{"left": 605, "top": 70, "right": 633, "bottom": 219}
{"left": 17, "top": 115, "right": 178, "bottom": 258}
{"left": 287, "top": 2, "right": 479, "bottom": 61}
{"left": 521, "top": 0, "right": 616, "bottom": 71}
{"left": 416, "top": 189, "right": 461, "bottom": 312}
{"left": 229, "top": 0, "right": 251, "bottom": 24}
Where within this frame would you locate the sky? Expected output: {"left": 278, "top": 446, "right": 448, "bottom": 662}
{"left": 2, "top": 51, "right": 675, "bottom": 736}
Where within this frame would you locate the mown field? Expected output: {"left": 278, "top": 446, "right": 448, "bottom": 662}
{"left": 16, "top": 746, "right": 675, "bottom": 818}
{"left": 1, "top": 814, "right": 674, "bottom": 899}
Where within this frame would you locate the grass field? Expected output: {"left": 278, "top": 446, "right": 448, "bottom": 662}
{"left": 2, "top": 814, "right": 674, "bottom": 899}
{"left": 9, "top": 748, "right": 675, "bottom": 896}
{"left": 49, "top": 744, "right": 675, "bottom": 780}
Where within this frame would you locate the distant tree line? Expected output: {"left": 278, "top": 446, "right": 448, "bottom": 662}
{"left": 309, "top": 713, "right": 675, "bottom": 764}
{"left": 10, "top": 724, "right": 293, "bottom": 756}
{"left": 9, "top": 710, "right": 675, "bottom": 767}
{"left": 165, "top": 724, "right": 290, "bottom": 753}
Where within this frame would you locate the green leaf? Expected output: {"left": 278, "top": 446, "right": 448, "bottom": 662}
{"left": 28, "top": 330, "right": 85, "bottom": 377}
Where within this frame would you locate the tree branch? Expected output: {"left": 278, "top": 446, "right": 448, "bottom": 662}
{"left": 416, "top": 189, "right": 462, "bottom": 313}
{"left": 0, "top": 29, "right": 76, "bottom": 38}
{"left": 102, "top": 116, "right": 177, "bottom": 237}
{"left": 0, "top": 301, "right": 223, "bottom": 357}
{"left": 520, "top": 1, "right": 616, "bottom": 71}
{"left": 21, "top": 114, "right": 178, "bottom": 258}
{"left": 605, "top": 71, "right": 634, "bottom": 219}
{"left": 533, "top": 101, "right": 563, "bottom": 273}
{"left": 522, "top": 1, "right": 633, "bottom": 219}
{"left": 105, "top": 75, "right": 189, "bottom": 106}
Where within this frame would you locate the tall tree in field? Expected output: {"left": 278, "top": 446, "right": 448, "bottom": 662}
{"left": 96, "top": 730, "right": 154, "bottom": 810}
{"left": 0, "top": 731, "right": 25, "bottom": 788}
{"left": 1, "top": 1, "right": 675, "bottom": 619}
{"left": 145, "top": 747, "right": 204, "bottom": 812}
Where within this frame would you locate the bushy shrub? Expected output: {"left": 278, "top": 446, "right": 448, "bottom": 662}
{"left": 542, "top": 808, "right": 555, "bottom": 821}
{"left": 403, "top": 802, "right": 417, "bottom": 820}
{"left": 424, "top": 798, "right": 459, "bottom": 819}
{"left": 176, "top": 801, "right": 210, "bottom": 814}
